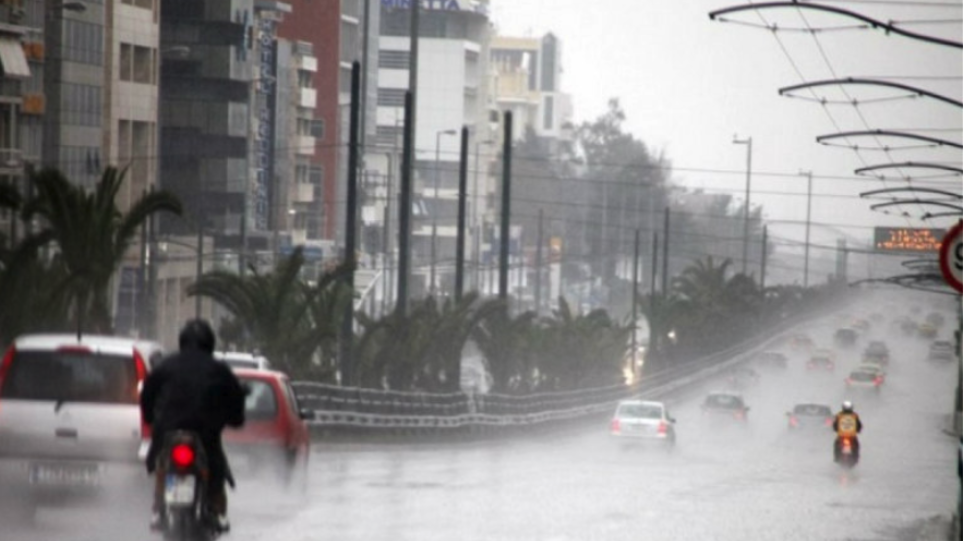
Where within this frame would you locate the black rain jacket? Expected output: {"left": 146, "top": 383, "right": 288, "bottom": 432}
{"left": 140, "top": 347, "right": 246, "bottom": 487}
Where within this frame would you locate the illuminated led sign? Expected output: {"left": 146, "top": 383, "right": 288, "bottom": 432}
{"left": 873, "top": 227, "right": 945, "bottom": 253}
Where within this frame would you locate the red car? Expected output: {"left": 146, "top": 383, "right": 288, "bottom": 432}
{"left": 224, "top": 369, "right": 311, "bottom": 489}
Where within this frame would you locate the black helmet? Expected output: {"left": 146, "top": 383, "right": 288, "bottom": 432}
{"left": 178, "top": 319, "right": 216, "bottom": 354}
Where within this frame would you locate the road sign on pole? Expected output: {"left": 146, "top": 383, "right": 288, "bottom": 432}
{"left": 938, "top": 221, "right": 963, "bottom": 294}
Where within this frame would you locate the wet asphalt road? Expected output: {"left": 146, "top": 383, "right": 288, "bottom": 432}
{"left": 5, "top": 306, "right": 959, "bottom": 541}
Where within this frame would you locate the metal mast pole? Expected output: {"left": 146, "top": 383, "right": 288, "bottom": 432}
{"left": 339, "top": 61, "right": 362, "bottom": 386}
{"left": 803, "top": 170, "right": 813, "bottom": 288}
{"left": 498, "top": 112, "right": 513, "bottom": 300}
{"left": 455, "top": 126, "right": 469, "bottom": 302}
{"left": 397, "top": 92, "right": 414, "bottom": 316}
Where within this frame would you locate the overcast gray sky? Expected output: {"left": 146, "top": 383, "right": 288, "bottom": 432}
{"left": 490, "top": 0, "right": 962, "bottom": 280}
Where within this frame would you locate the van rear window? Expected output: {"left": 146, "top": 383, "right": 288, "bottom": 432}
{"left": 1, "top": 351, "right": 137, "bottom": 404}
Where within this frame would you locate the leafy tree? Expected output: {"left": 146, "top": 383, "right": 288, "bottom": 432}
{"left": 20, "top": 167, "right": 182, "bottom": 334}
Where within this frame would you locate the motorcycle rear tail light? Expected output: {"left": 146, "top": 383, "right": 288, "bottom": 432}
{"left": 171, "top": 444, "right": 195, "bottom": 469}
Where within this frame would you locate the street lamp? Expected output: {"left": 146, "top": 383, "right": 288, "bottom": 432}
{"left": 429, "top": 129, "right": 457, "bottom": 296}
{"left": 733, "top": 135, "right": 753, "bottom": 274}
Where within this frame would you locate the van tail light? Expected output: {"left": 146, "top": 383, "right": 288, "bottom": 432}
{"left": 57, "top": 345, "right": 92, "bottom": 355}
{"left": 0, "top": 346, "right": 15, "bottom": 392}
{"left": 845, "top": 378, "right": 852, "bottom": 386}
{"left": 610, "top": 418, "right": 621, "bottom": 434}
{"left": 133, "top": 349, "right": 151, "bottom": 440}
{"left": 874, "top": 377, "right": 883, "bottom": 386}
{"left": 171, "top": 444, "right": 195, "bottom": 469}
{"left": 789, "top": 416, "right": 798, "bottom": 428}
{"left": 734, "top": 411, "right": 745, "bottom": 420}
{"left": 657, "top": 421, "right": 668, "bottom": 435}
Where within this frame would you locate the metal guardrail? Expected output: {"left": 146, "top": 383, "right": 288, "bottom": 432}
{"left": 292, "top": 304, "right": 841, "bottom": 433}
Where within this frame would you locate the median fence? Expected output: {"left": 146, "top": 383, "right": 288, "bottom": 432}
{"left": 292, "top": 303, "right": 844, "bottom": 436}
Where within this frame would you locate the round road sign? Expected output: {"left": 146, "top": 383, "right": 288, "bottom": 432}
{"left": 938, "top": 221, "right": 963, "bottom": 294}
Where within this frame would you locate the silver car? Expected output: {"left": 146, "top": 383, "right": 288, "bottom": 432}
{"left": 0, "top": 334, "right": 163, "bottom": 515}
{"left": 610, "top": 400, "right": 676, "bottom": 447}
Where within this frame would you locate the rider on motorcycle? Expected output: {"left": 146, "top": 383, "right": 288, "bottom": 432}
{"left": 832, "top": 400, "right": 863, "bottom": 462}
{"left": 140, "top": 320, "right": 247, "bottom": 532}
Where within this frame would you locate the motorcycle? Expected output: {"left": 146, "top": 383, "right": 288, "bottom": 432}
{"left": 834, "top": 435, "right": 859, "bottom": 469}
{"left": 157, "top": 431, "right": 220, "bottom": 540}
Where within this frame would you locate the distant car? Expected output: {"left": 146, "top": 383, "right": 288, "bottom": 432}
{"left": 845, "top": 368, "right": 883, "bottom": 392}
{"left": 834, "top": 328, "right": 858, "bottom": 347}
{"left": 855, "top": 363, "right": 886, "bottom": 382}
{"left": 813, "top": 348, "right": 837, "bottom": 362}
{"left": 895, "top": 317, "right": 917, "bottom": 336}
{"left": 727, "top": 366, "right": 761, "bottom": 388}
{"left": 928, "top": 340, "right": 956, "bottom": 361}
{"left": 851, "top": 319, "right": 871, "bottom": 333}
{"left": 0, "top": 334, "right": 163, "bottom": 516}
{"left": 215, "top": 351, "right": 273, "bottom": 371}
{"left": 786, "top": 403, "right": 834, "bottom": 430}
{"left": 789, "top": 334, "right": 814, "bottom": 351}
{"left": 925, "top": 312, "right": 945, "bottom": 328}
{"left": 755, "top": 351, "right": 788, "bottom": 370}
{"left": 806, "top": 353, "right": 835, "bottom": 372}
{"left": 224, "top": 369, "right": 311, "bottom": 487}
{"left": 610, "top": 400, "right": 676, "bottom": 447}
{"left": 701, "top": 391, "right": 750, "bottom": 423}
{"left": 863, "top": 341, "right": 890, "bottom": 366}
{"left": 918, "top": 323, "right": 938, "bottom": 339}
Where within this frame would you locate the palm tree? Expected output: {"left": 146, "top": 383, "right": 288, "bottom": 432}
{"left": 538, "top": 297, "right": 631, "bottom": 390}
{"left": 671, "top": 256, "right": 761, "bottom": 351}
{"left": 188, "top": 247, "right": 353, "bottom": 377}
{"left": 20, "top": 167, "right": 182, "bottom": 334}
{"left": 354, "top": 294, "right": 500, "bottom": 391}
{"left": 472, "top": 303, "right": 538, "bottom": 393}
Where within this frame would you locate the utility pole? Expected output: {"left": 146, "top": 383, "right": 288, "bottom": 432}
{"left": 534, "top": 209, "right": 544, "bottom": 315}
{"left": 661, "top": 207, "right": 670, "bottom": 295}
{"left": 498, "top": 112, "right": 513, "bottom": 301}
{"left": 733, "top": 136, "right": 753, "bottom": 274}
{"left": 339, "top": 61, "right": 361, "bottom": 386}
{"left": 381, "top": 152, "right": 393, "bottom": 313}
{"left": 397, "top": 91, "right": 414, "bottom": 316}
{"left": 195, "top": 224, "right": 203, "bottom": 318}
{"left": 455, "top": 126, "right": 469, "bottom": 302}
{"left": 802, "top": 169, "right": 813, "bottom": 288}
{"left": 651, "top": 231, "right": 659, "bottom": 295}
{"left": 760, "top": 225, "right": 768, "bottom": 290}
{"left": 631, "top": 228, "right": 640, "bottom": 374}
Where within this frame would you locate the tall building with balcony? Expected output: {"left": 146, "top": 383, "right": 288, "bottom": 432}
{"left": 490, "top": 33, "right": 573, "bottom": 152}
{"left": 0, "top": 0, "right": 34, "bottom": 235}
{"left": 375, "top": 0, "right": 495, "bottom": 296}
{"left": 277, "top": 0, "right": 376, "bottom": 251}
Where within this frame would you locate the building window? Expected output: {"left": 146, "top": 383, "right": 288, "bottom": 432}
{"left": 308, "top": 165, "right": 323, "bottom": 186}
{"left": 376, "top": 125, "right": 402, "bottom": 147}
{"left": 121, "top": 44, "right": 155, "bottom": 84}
{"left": 377, "top": 88, "right": 405, "bottom": 108}
{"left": 543, "top": 95, "right": 554, "bottom": 131}
{"left": 61, "top": 83, "right": 102, "bottom": 127}
{"left": 310, "top": 119, "right": 325, "bottom": 139}
{"left": 61, "top": 146, "right": 101, "bottom": 185}
{"left": 378, "top": 50, "right": 409, "bottom": 70}
{"left": 297, "top": 69, "right": 313, "bottom": 89}
{"left": 63, "top": 20, "right": 103, "bottom": 66}
{"left": 121, "top": 0, "right": 154, "bottom": 9}
{"left": 120, "top": 44, "right": 132, "bottom": 81}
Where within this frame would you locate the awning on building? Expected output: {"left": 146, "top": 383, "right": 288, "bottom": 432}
{"left": 0, "top": 37, "right": 30, "bottom": 79}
